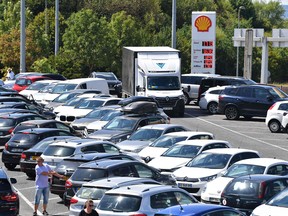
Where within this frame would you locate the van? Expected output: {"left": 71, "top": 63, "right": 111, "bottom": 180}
{"left": 41, "top": 78, "right": 109, "bottom": 105}
{"left": 197, "top": 76, "right": 256, "bottom": 102}
{"left": 181, "top": 73, "right": 220, "bottom": 104}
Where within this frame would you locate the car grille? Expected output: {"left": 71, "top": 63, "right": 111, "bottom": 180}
{"left": 181, "top": 187, "right": 200, "bottom": 193}
{"left": 155, "top": 97, "right": 178, "bottom": 107}
{"left": 87, "top": 129, "right": 96, "bottom": 134}
{"left": 60, "top": 116, "right": 66, "bottom": 121}
{"left": 176, "top": 177, "right": 199, "bottom": 182}
{"left": 67, "top": 116, "right": 75, "bottom": 122}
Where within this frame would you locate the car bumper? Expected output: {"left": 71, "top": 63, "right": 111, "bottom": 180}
{"left": 1, "top": 150, "right": 21, "bottom": 165}
{"left": 177, "top": 181, "right": 206, "bottom": 197}
{"left": 20, "top": 161, "right": 37, "bottom": 174}
{"left": 201, "top": 193, "right": 221, "bottom": 204}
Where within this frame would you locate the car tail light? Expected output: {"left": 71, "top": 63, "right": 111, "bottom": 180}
{"left": 8, "top": 128, "right": 14, "bottom": 134}
{"left": 218, "top": 95, "right": 224, "bottom": 101}
{"left": 70, "top": 197, "right": 78, "bottom": 204}
{"left": 21, "top": 153, "right": 26, "bottom": 159}
{"left": 1, "top": 192, "right": 18, "bottom": 202}
{"left": 22, "top": 132, "right": 30, "bottom": 134}
{"left": 65, "top": 180, "right": 72, "bottom": 188}
{"left": 4, "top": 143, "right": 8, "bottom": 150}
{"left": 258, "top": 181, "right": 266, "bottom": 199}
{"left": 268, "top": 103, "right": 276, "bottom": 110}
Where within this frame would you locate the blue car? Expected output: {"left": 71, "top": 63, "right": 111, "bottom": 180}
{"left": 154, "top": 203, "right": 245, "bottom": 216}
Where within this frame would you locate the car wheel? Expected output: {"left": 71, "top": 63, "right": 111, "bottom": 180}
{"left": 207, "top": 102, "right": 218, "bottom": 114}
{"left": 184, "top": 93, "right": 190, "bottom": 105}
{"left": 4, "top": 163, "right": 16, "bottom": 170}
{"left": 268, "top": 120, "right": 281, "bottom": 133}
{"left": 224, "top": 106, "right": 239, "bottom": 120}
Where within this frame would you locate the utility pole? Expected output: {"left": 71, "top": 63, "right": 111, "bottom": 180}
{"left": 236, "top": 6, "right": 245, "bottom": 77}
{"left": 171, "top": 0, "right": 176, "bottom": 48}
{"left": 20, "top": 0, "right": 26, "bottom": 72}
{"left": 55, "top": 0, "right": 59, "bottom": 55}
{"left": 243, "top": 29, "right": 253, "bottom": 79}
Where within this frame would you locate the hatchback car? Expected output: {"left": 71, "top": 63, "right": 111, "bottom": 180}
{"left": 96, "top": 184, "right": 198, "bottom": 216}
{"left": 218, "top": 85, "right": 288, "bottom": 120}
{"left": 1, "top": 128, "right": 74, "bottom": 170}
{"left": 148, "top": 140, "right": 231, "bottom": 173}
{"left": 138, "top": 131, "right": 215, "bottom": 162}
{"left": 173, "top": 148, "right": 260, "bottom": 197}
{"left": 0, "top": 168, "right": 19, "bottom": 216}
{"left": 116, "top": 124, "right": 188, "bottom": 153}
{"left": 64, "top": 159, "right": 177, "bottom": 206}
{"left": 69, "top": 177, "right": 161, "bottom": 216}
{"left": 201, "top": 158, "right": 288, "bottom": 204}
{"left": 265, "top": 101, "right": 288, "bottom": 132}
{"left": 221, "top": 175, "right": 288, "bottom": 215}
{"left": 199, "top": 86, "right": 226, "bottom": 114}
{"left": 12, "top": 75, "right": 51, "bottom": 92}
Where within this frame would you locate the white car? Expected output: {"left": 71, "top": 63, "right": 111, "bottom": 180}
{"left": 265, "top": 101, "right": 288, "bottom": 133}
{"left": 201, "top": 157, "right": 288, "bottom": 204}
{"left": 251, "top": 187, "right": 288, "bottom": 216}
{"left": 198, "top": 86, "right": 226, "bottom": 114}
{"left": 173, "top": 148, "right": 260, "bottom": 197}
{"left": 147, "top": 140, "right": 231, "bottom": 173}
{"left": 138, "top": 131, "right": 215, "bottom": 162}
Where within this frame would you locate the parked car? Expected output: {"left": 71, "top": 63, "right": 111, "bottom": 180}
{"left": 221, "top": 175, "right": 288, "bottom": 215}
{"left": 116, "top": 124, "right": 188, "bottom": 153}
{"left": 201, "top": 158, "right": 288, "bottom": 204}
{"left": 138, "top": 131, "right": 214, "bottom": 162}
{"left": 1, "top": 128, "right": 75, "bottom": 170}
{"left": 64, "top": 160, "right": 177, "bottom": 206}
{"left": 50, "top": 152, "right": 141, "bottom": 199}
{"left": 199, "top": 86, "right": 226, "bottom": 114}
{"left": 19, "top": 136, "right": 77, "bottom": 178}
{"left": 69, "top": 177, "right": 161, "bottom": 216}
{"left": 281, "top": 111, "right": 288, "bottom": 134}
{"left": 12, "top": 75, "right": 51, "bottom": 92}
{"left": 96, "top": 184, "right": 198, "bottom": 216}
{"left": 251, "top": 187, "right": 288, "bottom": 216}
{"left": 155, "top": 203, "right": 245, "bottom": 216}
{"left": 173, "top": 148, "right": 260, "bottom": 197}
{"left": 148, "top": 140, "right": 231, "bottom": 173}
{"left": 218, "top": 85, "right": 288, "bottom": 120}
{"left": 0, "top": 168, "right": 19, "bottom": 216}
{"left": 89, "top": 71, "right": 122, "bottom": 97}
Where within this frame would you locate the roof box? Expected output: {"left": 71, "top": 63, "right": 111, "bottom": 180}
{"left": 122, "top": 101, "right": 158, "bottom": 115}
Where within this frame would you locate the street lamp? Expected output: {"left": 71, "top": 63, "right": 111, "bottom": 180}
{"left": 236, "top": 6, "right": 245, "bottom": 77}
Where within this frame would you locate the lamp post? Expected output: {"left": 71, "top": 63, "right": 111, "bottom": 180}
{"left": 236, "top": 6, "right": 245, "bottom": 77}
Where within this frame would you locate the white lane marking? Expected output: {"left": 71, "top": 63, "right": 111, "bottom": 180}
{"left": 18, "top": 186, "right": 35, "bottom": 191}
{"left": 186, "top": 113, "right": 288, "bottom": 152}
{"left": 16, "top": 188, "right": 43, "bottom": 216}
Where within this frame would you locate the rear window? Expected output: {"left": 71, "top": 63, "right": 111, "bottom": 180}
{"left": 225, "top": 180, "right": 259, "bottom": 196}
{"left": 26, "top": 82, "right": 48, "bottom": 90}
{"left": 181, "top": 76, "right": 204, "bottom": 85}
{"left": 14, "top": 124, "right": 36, "bottom": 133}
{"left": 76, "top": 186, "right": 109, "bottom": 200}
{"left": 98, "top": 194, "right": 141, "bottom": 212}
{"left": 71, "top": 168, "right": 107, "bottom": 181}
{"left": 0, "top": 118, "right": 15, "bottom": 127}
{"left": 15, "top": 79, "right": 27, "bottom": 85}
{"left": 0, "top": 179, "right": 11, "bottom": 190}
{"left": 10, "top": 133, "right": 39, "bottom": 144}
{"left": 43, "top": 146, "right": 75, "bottom": 157}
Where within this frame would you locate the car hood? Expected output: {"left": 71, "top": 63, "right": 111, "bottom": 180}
{"left": 173, "top": 167, "right": 224, "bottom": 178}
{"left": 67, "top": 108, "right": 92, "bottom": 117}
{"left": 87, "top": 121, "right": 108, "bottom": 130}
{"left": 88, "top": 129, "right": 129, "bottom": 139}
{"left": 138, "top": 146, "right": 168, "bottom": 159}
{"left": 71, "top": 118, "right": 97, "bottom": 126}
{"left": 54, "top": 105, "right": 74, "bottom": 114}
{"left": 148, "top": 157, "right": 190, "bottom": 170}
{"left": 117, "top": 140, "right": 151, "bottom": 151}
{"left": 204, "top": 176, "right": 232, "bottom": 196}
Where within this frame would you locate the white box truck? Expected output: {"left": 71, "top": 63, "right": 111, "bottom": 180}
{"left": 122, "top": 46, "right": 185, "bottom": 117}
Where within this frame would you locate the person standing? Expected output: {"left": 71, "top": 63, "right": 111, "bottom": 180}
{"left": 6, "top": 68, "right": 15, "bottom": 80}
{"left": 33, "top": 157, "right": 64, "bottom": 216}
{"left": 79, "top": 199, "right": 99, "bottom": 216}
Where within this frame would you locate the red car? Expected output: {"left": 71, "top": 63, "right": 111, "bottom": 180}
{"left": 12, "top": 75, "right": 51, "bottom": 92}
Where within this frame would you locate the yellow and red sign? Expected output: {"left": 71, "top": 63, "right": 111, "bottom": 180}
{"left": 195, "top": 15, "right": 212, "bottom": 32}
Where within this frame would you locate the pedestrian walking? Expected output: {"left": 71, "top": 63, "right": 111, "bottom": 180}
{"left": 79, "top": 199, "right": 99, "bottom": 216}
{"left": 6, "top": 68, "right": 15, "bottom": 80}
{"left": 33, "top": 157, "right": 64, "bottom": 216}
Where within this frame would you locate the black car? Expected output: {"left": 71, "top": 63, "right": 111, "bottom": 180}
{"left": 51, "top": 152, "right": 140, "bottom": 200}
{"left": 64, "top": 159, "right": 176, "bottom": 206}
{"left": 0, "top": 168, "right": 19, "bottom": 216}
{"left": 20, "top": 136, "right": 77, "bottom": 178}
{"left": 217, "top": 85, "right": 288, "bottom": 120}
{"left": 89, "top": 72, "right": 122, "bottom": 97}
{"left": 221, "top": 174, "right": 288, "bottom": 215}
{"left": 0, "top": 113, "right": 46, "bottom": 146}
{"left": 1, "top": 128, "right": 75, "bottom": 170}
{"left": 13, "top": 119, "right": 82, "bottom": 137}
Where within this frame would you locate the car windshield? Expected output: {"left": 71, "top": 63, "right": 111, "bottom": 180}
{"left": 269, "top": 87, "right": 288, "bottom": 99}
{"left": 186, "top": 153, "right": 231, "bottom": 169}
{"left": 85, "top": 109, "right": 113, "bottom": 119}
{"left": 76, "top": 186, "right": 109, "bottom": 200}
{"left": 223, "top": 164, "right": 265, "bottom": 178}
{"left": 128, "top": 129, "right": 163, "bottom": 141}
{"left": 26, "top": 82, "right": 48, "bottom": 90}
{"left": 100, "top": 110, "right": 123, "bottom": 121}
{"left": 104, "top": 118, "right": 137, "bottom": 131}
{"left": 43, "top": 146, "right": 75, "bottom": 157}
{"left": 267, "top": 188, "right": 288, "bottom": 207}
{"left": 147, "top": 76, "right": 180, "bottom": 91}
{"left": 52, "top": 92, "right": 79, "bottom": 103}
{"left": 95, "top": 73, "right": 116, "bottom": 81}
{"left": 162, "top": 144, "right": 201, "bottom": 158}
{"left": 75, "top": 100, "right": 105, "bottom": 109}
{"left": 51, "top": 83, "right": 77, "bottom": 94}
{"left": 63, "top": 97, "right": 87, "bottom": 107}
{"left": 225, "top": 180, "right": 259, "bottom": 197}
{"left": 150, "top": 135, "right": 187, "bottom": 148}
{"left": 10, "top": 133, "right": 39, "bottom": 144}
{"left": 98, "top": 194, "right": 141, "bottom": 212}
{"left": 71, "top": 168, "right": 107, "bottom": 181}
{"left": 38, "top": 83, "right": 58, "bottom": 93}
{"left": 0, "top": 118, "right": 15, "bottom": 127}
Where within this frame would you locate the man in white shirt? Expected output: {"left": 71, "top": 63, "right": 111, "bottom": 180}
{"left": 6, "top": 68, "right": 15, "bottom": 80}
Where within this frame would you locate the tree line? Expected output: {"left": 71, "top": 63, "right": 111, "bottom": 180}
{"left": 0, "top": 0, "right": 288, "bottom": 83}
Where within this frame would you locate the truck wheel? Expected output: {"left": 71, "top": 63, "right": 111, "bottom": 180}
{"left": 4, "top": 163, "right": 16, "bottom": 170}
{"left": 224, "top": 106, "right": 239, "bottom": 120}
{"left": 268, "top": 120, "right": 281, "bottom": 133}
{"left": 184, "top": 93, "right": 190, "bottom": 105}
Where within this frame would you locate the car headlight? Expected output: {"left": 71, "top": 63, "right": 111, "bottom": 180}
{"left": 132, "top": 148, "right": 143, "bottom": 153}
{"left": 200, "top": 174, "right": 217, "bottom": 182}
{"left": 110, "top": 136, "right": 125, "bottom": 144}
{"left": 202, "top": 185, "right": 207, "bottom": 193}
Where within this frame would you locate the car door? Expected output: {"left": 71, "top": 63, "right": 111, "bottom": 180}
{"left": 253, "top": 87, "right": 275, "bottom": 116}
{"left": 234, "top": 86, "right": 256, "bottom": 115}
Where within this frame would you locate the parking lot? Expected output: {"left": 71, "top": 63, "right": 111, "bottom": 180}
{"left": 1, "top": 104, "right": 288, "bottom": 216}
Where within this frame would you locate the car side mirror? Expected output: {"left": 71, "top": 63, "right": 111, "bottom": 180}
{"left": 10, "top": 178, "right": 17, "bottom": 184}
{"left": 136, "top": 86, "right": 145, "bottom": 92}
{"left": 284, "top": 112, "right": 288, "bottom": 116}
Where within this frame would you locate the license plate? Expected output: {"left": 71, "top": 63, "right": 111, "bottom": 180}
{"left": 11, "top": 148, "right": 23, "bottom": 152}
{"left": 32, "top": 156, "right": 39, "bottom": 160}
{"left": 163, "top": 107, "right": 173, "bottom": 110}
{"left": 62, "top": 176, "right": 69, "bottom": 180}
{"left": 177, "top": 183, "right": 192, "bottom": 188}
{"left": 209, "top": 197, "right": 220, "bottom": 202}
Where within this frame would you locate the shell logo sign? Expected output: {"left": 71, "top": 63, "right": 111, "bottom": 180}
{"left": 195, "top": 15, "right": 212, "bottom": 32}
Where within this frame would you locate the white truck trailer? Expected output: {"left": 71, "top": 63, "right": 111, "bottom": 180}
{"left": 122, "top": 46, "right": 185, "bottom": 117}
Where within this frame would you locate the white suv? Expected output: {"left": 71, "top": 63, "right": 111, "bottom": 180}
{"left": 96, "top": 184, "right": 198, "bottom": 216}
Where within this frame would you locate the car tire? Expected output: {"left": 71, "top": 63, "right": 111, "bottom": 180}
{"left": 184, "top": 93, "right": 190, "bottom": 105}
{"left": 224, "top": 106, "right": 239, "bottom": 120}
{"left": 207, "top": 102, "right": 218, "bottom": 114}
{"left": 268, "top": 120, "right": 281, "bottom": 133}
{"left": 4, "top": 163, "right": 16, "bottom": 170}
